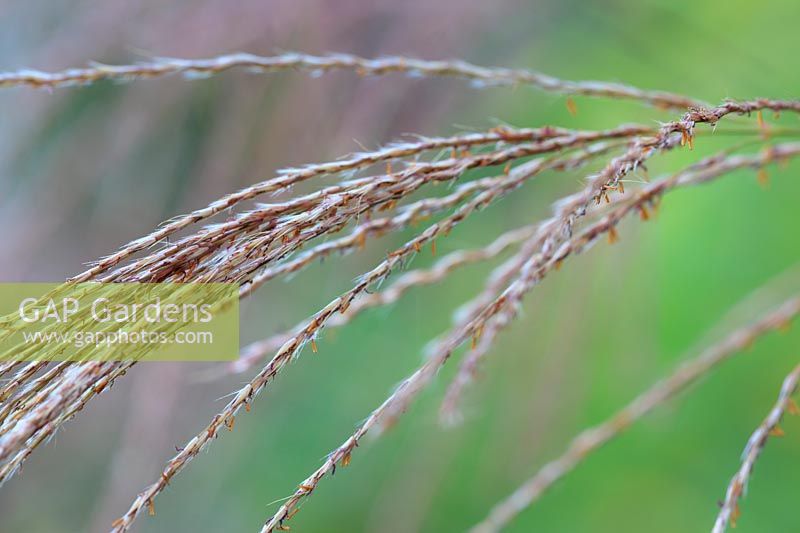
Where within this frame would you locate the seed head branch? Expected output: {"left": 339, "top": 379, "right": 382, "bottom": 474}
{"left": 712, "top": 363, "right": 800, "bottom": 533}
{"left": 0, "top": 52, "right": 702, "bottom": 109}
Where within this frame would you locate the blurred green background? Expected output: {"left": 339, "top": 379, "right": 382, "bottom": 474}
{"left": 1, "top": 0, "right": 799, "bottom": 531}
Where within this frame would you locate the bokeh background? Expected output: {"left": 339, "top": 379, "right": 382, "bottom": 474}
{"left": 1, "top": 0, "right": 800, "bottom": 531}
